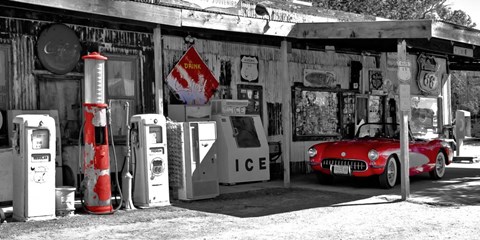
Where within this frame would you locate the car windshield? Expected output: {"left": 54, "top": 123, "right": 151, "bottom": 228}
{"left": 356, "top": 123, "right": 399, "bottom": 139}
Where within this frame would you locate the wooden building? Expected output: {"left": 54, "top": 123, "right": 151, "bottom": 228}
{"left": 1, "top": 0, "right": 480, "bottom": 202}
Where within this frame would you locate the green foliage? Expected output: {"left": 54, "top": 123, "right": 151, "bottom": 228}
{"left": 451, "top": 71, "right": 480, "bottom": 116}
{"left": 313, "top": 0, "right": 476, "bottom": 28}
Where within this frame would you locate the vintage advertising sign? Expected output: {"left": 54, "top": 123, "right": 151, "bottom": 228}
{"left": 369, "top": 69, "right": 383, "bottom": 90}
{"left": 166, "top": 47, "right": 219, "bottom": 104}
{"left": 37, "top": 24, "right": 81, "bottom": 75}
{"left": 303, "top": 69, "right": 337, "bottom": 88}
{"left": 240, "top": 55, "right": 259, "bottom": 83}
{"left": 417, "top": 54, "right": 439, "bottom": 95}
{"left": 397, "top": 60, "right": 411, "bottom": 84}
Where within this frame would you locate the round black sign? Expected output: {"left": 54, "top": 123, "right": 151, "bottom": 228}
{"left": 37, "top": 24, "right": 81, "bottom": 75}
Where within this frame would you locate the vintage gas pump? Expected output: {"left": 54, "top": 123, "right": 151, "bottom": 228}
{"left": 12, "top": 114, "right": 56, "bottom": 221}
{"left": 81, "top": 52, "right": 113, "bottom": 214}
{"left": 130, "top": 114, "right": 170, "bottom": 207}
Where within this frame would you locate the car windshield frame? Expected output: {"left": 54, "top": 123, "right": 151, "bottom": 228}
{"left": 355, "top": 123, "right": 407, "bottom": 140}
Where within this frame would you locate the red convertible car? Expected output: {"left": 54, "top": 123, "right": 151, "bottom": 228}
{"left": 308, "top": 123, "right": 454, "bottom": 188}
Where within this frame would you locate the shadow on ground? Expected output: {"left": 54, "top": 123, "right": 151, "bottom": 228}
{"left": 176, "top": 160, "right": 480, "bottom": 218}
{"left": 174, "top": 186, "right": 389, "bottom": 218}
{"left": 409, "top": 166, "right": 480, "bottom": 206}
{"left": 174, "top": 188, "right": 357, "bottom": 218}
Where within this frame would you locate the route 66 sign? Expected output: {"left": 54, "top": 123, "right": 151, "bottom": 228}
{"left": 417, "top": 54, "right": 439, "bottom": 95}
{"left": 240, "top": 55, "right": 259, "bottom": 83}
{"left": 397, "top": 60, "right": 411, "bottom": 84}
{"left": 418, "top": 72, "right": 439, "bottom": 94}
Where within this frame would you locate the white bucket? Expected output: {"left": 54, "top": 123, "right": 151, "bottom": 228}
{"left": 55, "top": 186, "right": 76, "bottom": 217}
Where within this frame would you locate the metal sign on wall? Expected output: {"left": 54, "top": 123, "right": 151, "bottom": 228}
{"left": 166, "top": 47, "right": 219, "bottom": 104}
{"left": 37, "top": 24, "right": 81, "bottom": 75}
{"left": 240, "top": 55, "right": 259, "bottom": 83}
{"left": 417, "top": 54, "right": 439, "bottom": 95}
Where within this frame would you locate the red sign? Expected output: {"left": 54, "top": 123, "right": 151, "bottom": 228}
{"left": 166, "top": 47, "right": 219, "bottom": 104}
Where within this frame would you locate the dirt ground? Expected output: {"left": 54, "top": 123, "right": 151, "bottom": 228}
{"left": 1, "top": 186, "right": 480, "bottom": 239}
{"left": 1, "top": 140, "right": 480, "bottom": 239}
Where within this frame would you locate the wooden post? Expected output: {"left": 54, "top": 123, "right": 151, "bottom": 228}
{"left": 154, "top": 26, "right": 164, "bottom": 115}
{"left": 281, "top": 39, "right": 291, "bottom": 188}
{"left": 397, "top": 40, "right": 410, "bottom": 200}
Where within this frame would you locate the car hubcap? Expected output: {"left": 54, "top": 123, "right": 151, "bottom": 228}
{"left": 387, "top": 159, "right": 397, "bottom": 186}
{"left": 436, "top": 153, "right": 445, "bottom": 177}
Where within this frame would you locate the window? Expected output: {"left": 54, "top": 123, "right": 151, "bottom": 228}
{"left": 105, "top": 55, "right": 140, "bottom": 143}
{"left": 410, "top": 96, "right": 439, "bottom": 137}
{"left": 231, "top": 116, "right": 261, "bottom": 148}
{"left": 38, "top": 76, "right": 82, "bottom": 145}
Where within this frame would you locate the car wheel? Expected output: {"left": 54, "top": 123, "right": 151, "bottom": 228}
{"left": 379, "top": 156, "right": 398, "bottom": 189}
{"left": 429, "top": 151, "right": 446, "bottom": 180}
{"left": 316, "top": 172, "right": 334, "bottom": 185}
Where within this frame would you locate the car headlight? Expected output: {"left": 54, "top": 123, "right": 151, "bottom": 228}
{"left": 368, "top": 149, "right": 379, "bottom": 161}
{"left": 308, "top": 147, "right": 317, "bottom": 158}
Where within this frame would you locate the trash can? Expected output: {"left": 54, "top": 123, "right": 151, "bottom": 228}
{"left": 55, "top": 186, "right": 76, "bottom": 217}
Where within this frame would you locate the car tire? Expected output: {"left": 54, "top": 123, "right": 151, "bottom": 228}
{"left": 379, "top": 156, "right": 398, "bottom": 189}
{"left": 316, "top": 172, "right": 334, "bottom": 185}
{"left": 429, "top": 151, "right": 446, "bottom": 180}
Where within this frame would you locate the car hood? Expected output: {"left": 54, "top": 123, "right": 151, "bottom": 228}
{"left": 319, "top": 138, "right": 398, "bottom": 159}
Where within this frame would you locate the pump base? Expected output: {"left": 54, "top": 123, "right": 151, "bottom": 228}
{"left": 84, "top": 205, "right": 113, "bottom": 214}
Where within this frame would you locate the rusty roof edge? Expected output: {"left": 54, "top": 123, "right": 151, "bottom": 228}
{"left": 431, "top": 21, "right": 480, "bottom": 47}
{"left": 6, "top": 0, "right": 480, "bottom": 49}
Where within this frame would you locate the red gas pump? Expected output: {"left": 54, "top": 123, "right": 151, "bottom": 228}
{"left": 81, "top": 52, "right": 113, "bottom": 214}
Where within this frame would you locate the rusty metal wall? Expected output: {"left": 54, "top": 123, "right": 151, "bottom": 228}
{"left": 0, "top": 17, "right": 154, "bottom": 111}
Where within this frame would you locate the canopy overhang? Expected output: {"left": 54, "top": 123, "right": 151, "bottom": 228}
{"left": 290, "top": 20, "right": 480, "bottom": 70}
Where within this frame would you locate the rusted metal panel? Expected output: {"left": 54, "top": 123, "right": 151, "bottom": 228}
{"left": 11, "top": 36, "right": 36, "bottom": 110}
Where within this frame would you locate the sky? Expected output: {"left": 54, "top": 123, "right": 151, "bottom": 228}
{"left": 446, "top": 0, "right": 480, "bottom": 28}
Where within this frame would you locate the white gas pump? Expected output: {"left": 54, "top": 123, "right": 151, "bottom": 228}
{"left": 130, "top": 114, "right": 170, "bottom": 207}
{"left": 211, "top": 100, "right": 269, "bottom": 185}
{"left": 167, "top": 121, "right": 219, "bottom": 200}
{"left": 12, "top": 114, "right": 56, "bottom": 221}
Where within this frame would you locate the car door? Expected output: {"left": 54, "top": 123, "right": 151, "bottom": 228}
{"left": 409, "top": 138, "right": 435, "bottom": 173}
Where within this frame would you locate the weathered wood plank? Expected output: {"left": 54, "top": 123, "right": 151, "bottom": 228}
{"left": 9, "top": 0, "right": 182, "bottom": 27}
{"left": 181, "top": 10, "right": 295, "bottom": 36}
{"left": 290, "top": 20, "right": 433, "bottom": 39}
{"left": 432, "top": 21, "right": 480, "bottom": 46}
{"left": 154, "top": 27, "right": 164, "bottom": 114}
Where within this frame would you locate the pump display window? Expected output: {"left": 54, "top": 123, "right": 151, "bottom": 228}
{"left": 230, "top": 116, "right": 261, "bottom": 148}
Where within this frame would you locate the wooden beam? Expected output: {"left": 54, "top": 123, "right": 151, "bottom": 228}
{"left": 397, "top": 39, "right": 410, "bottom": 201}
{"left": 432, "top": 21, "right": 480, "bottom": 47}
{"left": 8, "top": 0, "right": 182, "bottom": 26}
{"left": 290, "top": 20, "right": 433, "bottom": 39}
{"left": 181, "top": 10, "right": 295, "bottom": 37}
{"left": 281, "top": 39, "right": 291, "bottom": 188}
{"left": 154, "top": 26, "right": 164, "bottom": 115}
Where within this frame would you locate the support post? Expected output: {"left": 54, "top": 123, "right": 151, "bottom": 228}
{"left": 397, "top": 39, "right": 410, "bottom": 200}
{"left": 154, "top": 26, "right": 164, "bottom": 115}
{"left": 281, "top": 39, "right": 291, "bottom": 188}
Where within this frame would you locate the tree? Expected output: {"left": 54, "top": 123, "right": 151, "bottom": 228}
{"left": 313, "top": 0, "right": 476, "bottom": 28}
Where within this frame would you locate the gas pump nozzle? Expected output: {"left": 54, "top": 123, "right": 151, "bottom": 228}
{"left": 122, "top": 102, "right": 136, "bottom": 210}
